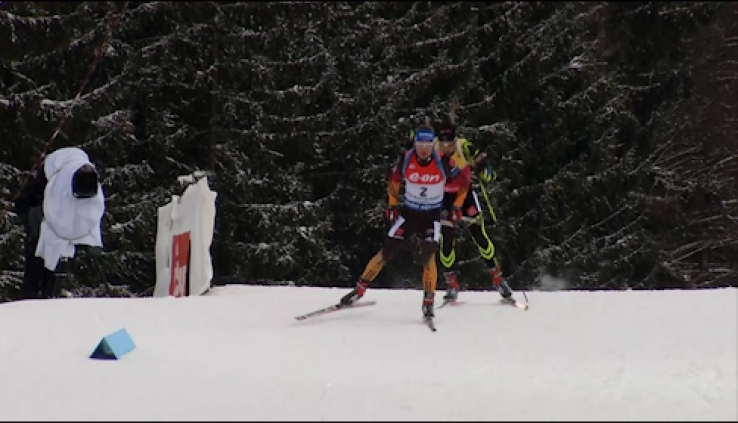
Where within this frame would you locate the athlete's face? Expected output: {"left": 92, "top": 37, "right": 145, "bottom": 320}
{"left": 414, "top": 141, "right": 433, "bottom": 160}
{"left": 438, "top": 139, "right": 456, "bottom": 156}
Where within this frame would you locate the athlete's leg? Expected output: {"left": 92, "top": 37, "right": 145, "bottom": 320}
{"left": 464, "top": 191, "right": 511, "bottom": 299}
{"left": 341, "top": 211, "right": 415, "bottom": 305}
{"left": 438, "top": 193, "right": 460, "bottom": 300}
{"left": 419, "top": 212, "right": 441, "bottom": 317}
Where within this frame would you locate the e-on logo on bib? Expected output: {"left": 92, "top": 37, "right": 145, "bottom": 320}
{"left": 407, "top": 172, "right": 441, "bottom": 183}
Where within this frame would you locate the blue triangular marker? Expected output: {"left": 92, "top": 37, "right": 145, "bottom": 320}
{"left": 90, "top": 328, "right": 136, "bottom": 360}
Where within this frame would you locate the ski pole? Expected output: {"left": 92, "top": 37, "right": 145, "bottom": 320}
{"left": 478, "top": 178, "right": 497, "bottom": 223}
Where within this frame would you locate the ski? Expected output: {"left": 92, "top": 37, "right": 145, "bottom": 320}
{"left": 436, "top": 300, "right": 466, "bottom": 309}
{"left": 436, "top": 299, "right": 528, "bottom": 310}
{"left": 424, "top": 316, "right": 437, "bottom": 332}
{"left": 295, "top": 300, "right": 377, "bottom": 321}
{"left": 501, "top": 298, "right": 529, "bottom": 310}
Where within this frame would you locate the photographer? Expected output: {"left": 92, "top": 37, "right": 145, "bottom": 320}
{"left": 13, "top": 147, "right": 105, "bottom": 299}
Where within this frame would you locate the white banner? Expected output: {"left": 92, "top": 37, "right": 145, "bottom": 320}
{"left": 154, "top": 175, "right": 217, "bottom": 297}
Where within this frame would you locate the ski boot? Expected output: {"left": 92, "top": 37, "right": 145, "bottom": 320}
{"left": 491, "top": 265, "right": 514, "bottom": 304}
{"left": 443, "top": 271, "right": 460, "bottom": 302}
{"left": 422, "top": 293, "right": 435, "bottom": 318}
{"left": 340, "top": 279, "right": 369, "bottom": 306}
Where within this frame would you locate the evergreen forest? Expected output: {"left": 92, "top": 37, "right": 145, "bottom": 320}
{"left": 1, "top": 1, "right": 736, "bottom": 302}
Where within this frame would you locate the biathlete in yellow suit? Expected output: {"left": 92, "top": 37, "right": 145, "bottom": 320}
{"left": 435, "top": 119, "right": 516, "bottom": 304}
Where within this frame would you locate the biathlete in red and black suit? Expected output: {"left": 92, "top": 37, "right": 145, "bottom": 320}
{"left": 338, "top": 125, "right": 471, "bottom": 318}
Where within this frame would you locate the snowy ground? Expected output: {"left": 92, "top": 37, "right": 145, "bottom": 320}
{"left": 0, "top": 285, "right": 735, "bottom": 421}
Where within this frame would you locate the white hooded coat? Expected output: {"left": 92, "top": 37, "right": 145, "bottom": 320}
{"left": 35, "top": 147, "right": 105, "bottom": 271}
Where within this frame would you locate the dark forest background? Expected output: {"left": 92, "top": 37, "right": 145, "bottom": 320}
{"left": 1, "top": 1, "right": 737, "bottom": 302}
